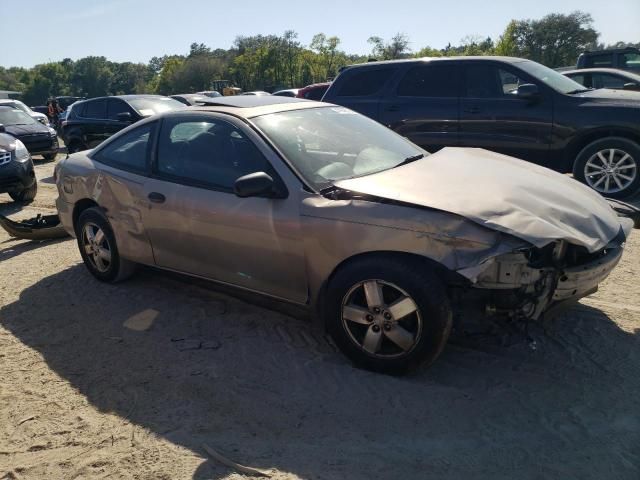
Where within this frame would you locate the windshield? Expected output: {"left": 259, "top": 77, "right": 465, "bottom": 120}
{"left": 0, "top": 109, "right": 36, "bottom": 126}
{"left": 252, "top": 106, "right": 427, "bottom": 189}
{"left": 0, "top": 101, "right": 31, "bottom": 115}
{"left": 517, "top": 60, "right": 589, "bottom": 94}
{"left": 128, "top": 97, "right": 183, "bottom": 116}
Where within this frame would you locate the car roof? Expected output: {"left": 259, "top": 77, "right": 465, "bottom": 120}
{"left": 341, "top": 56, "right": 529, "bottom": 71}
{"left": 79, "top": 94, "right": 169, "bottom": 102}
{"left": 187, "top": 96, "right": 330, "bottom": 118}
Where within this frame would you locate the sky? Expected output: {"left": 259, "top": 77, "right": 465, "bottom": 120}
{"left": 1, "top": 0, "right": 639, "bottom": 68}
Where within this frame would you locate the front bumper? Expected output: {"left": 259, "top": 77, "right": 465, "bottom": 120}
{"left": 23, "top": 136, "right": 58, "bottom": 156}
{"left": 0, "top": 159, "right": 35, "bottom": 194}
{"left": 473, "top": 238, "right": 626, "bottom": 321}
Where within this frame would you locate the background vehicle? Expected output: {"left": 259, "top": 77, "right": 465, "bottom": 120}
{"left": 63, "top": 95, "right": 183, "bottom": 153}
{"left": 296, "top": 82, "right": 331, "bottom": 100}
{"left": 272, "top": 88, "right": 299, "bottom": 97}
{"left": 54, "top": 97, "right": 633, "bottom": 373}
{"left": 196, "top": 91, "right": 223, "bottom": 98}
{"left": 577, "top": 47, "right": 640, "bottom": 73}
{"left": 0, "top": 106, "right": 58, "bottom": 160}
{"left": 170, "top": 94, "right": 215, "bottom": 105}
{"left": 55, "top": 96, "right": 86, "bottom": 111}
{"left": 563, "top": 68, "right": 640, "bottom": 91}
{"left": 323, "top": 56, "right": 640, "bottom": 198}
{"left": 0, "top": 129, "right": 37, "bottom": 202}
{"left": 241, "top": 91, "right": 271, "bottom": 96}
{"left": 0, "top": 99, "right": 50, "bottom": 125}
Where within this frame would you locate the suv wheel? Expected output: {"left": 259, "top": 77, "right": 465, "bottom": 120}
{"left": 325, "top": 257, "right": 452, "bottom": 374}
{"left": 573, "top": 137, "right": 640, "bottom": 199}
{"left": 9, "top": 182, "right": 37, "bottom": 204}
{"left": 76, "top": 207, "right": 136, "bottom": 283}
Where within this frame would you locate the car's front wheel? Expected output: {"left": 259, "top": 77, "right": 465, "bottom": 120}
{"left": 9, "top": 182, "right": 37, "bottom": 204}
{"left": 76, "top": 207, "right": 136, "bottom": 283}
{"left": 573, "top": 137, "right": 640, "bottom": 199}
{"left": 325, "top": 257, "right": 452, "bottom": 374}
{"left": 43, "top": 152, "right": 57, "bottom": 161}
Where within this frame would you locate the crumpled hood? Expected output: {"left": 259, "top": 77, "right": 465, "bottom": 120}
{"left": 335, "top": 147, "right": 625, "bottom": 253}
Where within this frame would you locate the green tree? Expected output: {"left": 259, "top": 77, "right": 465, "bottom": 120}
{"left": 368, "top": 33, "right": 411, "bottom": 60}
{"left": 495, "top": 11, "right": 598, "bottom": 67}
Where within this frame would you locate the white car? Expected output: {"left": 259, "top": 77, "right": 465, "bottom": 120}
{"left": 0, "top": 99, "right": 49, "bottom": 126}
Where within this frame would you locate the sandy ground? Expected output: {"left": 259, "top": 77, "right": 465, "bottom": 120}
{"left": 0, "top": 153, "right": 639, "bottom": 480}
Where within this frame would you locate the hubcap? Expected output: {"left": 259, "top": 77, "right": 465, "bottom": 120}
{"left": 341, "top": 279, "right": 422, "bottom": 358}
{"left": 584, "top": 148, "right": 637, "bottom": 194}
{"left": 81, "top": 222, "right": 112, "bottom": 273}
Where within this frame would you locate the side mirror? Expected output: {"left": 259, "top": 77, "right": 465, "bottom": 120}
{"left": 234, "top": 172, "right": 283, "bottom": 198}
{"left": 116, "top": 112, "right": 132, "bottom": 122}
{"left": 623, "top": 82, "right": 639, "bottom": 91}
{"left": 516, "top": 83, "right": 539, "bottom": 100}
{"left": 0, "top": 124, "right": 5, "bottom": 133}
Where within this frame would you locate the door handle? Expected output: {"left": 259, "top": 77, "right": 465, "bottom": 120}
{"left": 464, "top": 106, "right": 481, "bottom": 114}
{"left": 385, "top": 105, "right": 400, "bottom": 112}
{"left": 148, "top": 192, "right": 166, "bottom": 203}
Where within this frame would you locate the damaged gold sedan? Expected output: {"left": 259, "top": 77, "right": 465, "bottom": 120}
{"left": 55, "top": 96, "right": 637, "bottom": 373}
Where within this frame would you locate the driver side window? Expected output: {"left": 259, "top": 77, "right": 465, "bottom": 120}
{"left": 156, "top": 116, "right": 270, "bottom": 191}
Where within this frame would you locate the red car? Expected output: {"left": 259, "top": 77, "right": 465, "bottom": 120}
{"left": 296, "top": 82, "right": 331, "bottom": 101}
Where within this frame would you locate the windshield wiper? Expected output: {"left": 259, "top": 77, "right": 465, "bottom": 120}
{"left": 395, "top": 153, "right": 424, "bottom": 168}
{"left": 566, "top": 88, "right": 594, "bottom": 94}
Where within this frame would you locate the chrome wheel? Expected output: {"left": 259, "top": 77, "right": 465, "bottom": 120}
{"left": 584, "top": 148, "right": 637, "bottom": 194}
{"left": 341, "top": 279, "right": 422, "bottom": 358}
{"left": 81, "top": 222, "right": 112, "bottom": 273}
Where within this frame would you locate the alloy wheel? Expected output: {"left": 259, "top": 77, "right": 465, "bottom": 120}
{"left": 81, "top": 222, "right": 112, "bottom": 273}
{"left": 341, "top": 279, "right": 423, "bottom": 358}
{"left": 584, "top": 148, "right": 637, "bottom": 194}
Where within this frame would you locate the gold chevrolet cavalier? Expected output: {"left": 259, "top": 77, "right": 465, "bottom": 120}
{"left": 55, "top": 96, "right": 636, "bottom": 373}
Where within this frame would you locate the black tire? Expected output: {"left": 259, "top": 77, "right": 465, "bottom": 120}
{"left": 76, "top": 207, "right": 136, "bottom": 283}
{"left": 573, "top": 137, "right": 640, "bottom": 199}
{"left": 325, "top": 257, "right": 452, "bottom": 374}
{"left": 9, "top": 181, "right": 37, "bottom": 204}
{"left": 43, "top": 152, "right": 57, "bottom": 161}
{"left": 67, "top": 140, "right": 86, "bottom": 154}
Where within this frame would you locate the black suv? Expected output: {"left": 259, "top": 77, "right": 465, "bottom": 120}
{"left": 323, "top": 57, "right": 640, "bottom": 198}
{"left": 63, "top": 95, "right": 183, "bottom": 153}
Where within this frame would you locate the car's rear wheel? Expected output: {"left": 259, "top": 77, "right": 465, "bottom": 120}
{"left": 325, "top": 257, "right": 452, "bottom": 374}
{"left": 76, "top": 207, "right": 136, "bottom": 283}
{"left": 573, "top": 137, "right": 640, "bottom": 199}
{"left": 9, "top": 182, "right": 37, "bottom": 204}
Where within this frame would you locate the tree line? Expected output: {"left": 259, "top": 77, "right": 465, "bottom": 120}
{"left": 1, "top": 11, "right": 637, "bottom": 106}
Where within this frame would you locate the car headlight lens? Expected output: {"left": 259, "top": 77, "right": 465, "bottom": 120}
{"left": 14, "top": 140, "right": 30, "bottom": 162}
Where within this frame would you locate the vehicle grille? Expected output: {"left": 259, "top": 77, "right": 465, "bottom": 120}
{"left": 20, "top": 134, "right": 54, "bottom": 153}
{"left": 0, "top": 151, "right": 11, "bottom": 166}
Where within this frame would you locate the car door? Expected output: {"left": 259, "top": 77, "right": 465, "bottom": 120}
{"left": 81, "top": 98, "right": 109, "bottom": 147}
{"left": 88, "top": 121, "right": 157, "bottom": 265}
{"left": 141, "top": 112, "right": 308, "bottom": 303}
{"left": 379, "top": 62, "right": 460, "bottom": 151}
{"left": 105, "top": 98, "right": 137, "bottom": 138}
{"left": 459, "top": 62, "right": 554, "bottom": 166}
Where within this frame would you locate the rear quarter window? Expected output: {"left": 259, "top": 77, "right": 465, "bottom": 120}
{"left": 337, "top": 68, "right": 395, "bottom": 97}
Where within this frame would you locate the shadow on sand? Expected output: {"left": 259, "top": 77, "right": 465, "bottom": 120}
{"left": 1, "top": 264, "right": 639, "bottom": 479}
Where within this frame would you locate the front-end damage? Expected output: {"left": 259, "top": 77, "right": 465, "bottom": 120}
{"left": 465, "top": 236, "right": 626, "bottom": 325}
{"left": 308, "top": 184, "right": 634, "bottom": 331}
